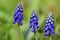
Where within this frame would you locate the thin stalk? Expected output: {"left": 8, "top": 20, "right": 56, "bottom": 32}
{"left": 49, "top": 36, "right": 51, "bottom": 40}
{"left": 34, "top": 30, "right": 38, "bottom": 40}
{"left": 17, "top": 24, "right": 21, "bottom": 40}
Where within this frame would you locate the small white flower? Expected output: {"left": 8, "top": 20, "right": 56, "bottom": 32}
{"left": 52, "top": 19, "right": 54, "bottom": 21}
{"left": 50, "top": 17, "right": 52, "bottom": 20}
{"left": 51, "top": 22, "right": 53, "bottom": 24}
{"left": 20, "top": 8, "right": 23, "bottom": 11}
{"left": 49, "top": 19, "right": 51, "bottom": 22}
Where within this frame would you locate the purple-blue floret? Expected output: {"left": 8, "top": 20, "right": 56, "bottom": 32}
{"left": 29, "top": 10, "right": 39, "bottom": 32}
{"left": 44, "top": 11, "right": 55, "bottom": 36}
{"left": 13, "top": 3, "right": 24, "bottom": 26}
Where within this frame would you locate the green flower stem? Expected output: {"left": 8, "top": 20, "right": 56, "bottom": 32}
{"left": 34, "top": 30, "right": 38, "bottom": 40}
{"left": 17, "top": 24, "right": 21, "bottom": 40}
{"left": 49, "top": 36, "right": 52, "bottom": 40}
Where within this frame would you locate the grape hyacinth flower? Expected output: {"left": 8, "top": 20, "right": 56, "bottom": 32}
{"left": 13, "top": 3, "right": 24, "bottom": 26}
{"left": 29, "top": 10, "right": 39, "bottom": 32}
{"left": 44, "top": 11, "right": 55, "bottom": 36}
{"left": 13, "top": 2, "right": 24, "bottom": 40}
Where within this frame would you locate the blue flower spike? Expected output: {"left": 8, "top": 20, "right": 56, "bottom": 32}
{"left": 13, "top": 3, "right": 24, "bottom": 26}
{"left": 29, "top": 10, "right": 40, "bottom": 32}
{"left": 44, "top": 11, "right": 55, "bottom": 36}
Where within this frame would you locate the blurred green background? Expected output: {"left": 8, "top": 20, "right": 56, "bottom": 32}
{"left": 0, "top": 0, "right": 60, "bottom": 40}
